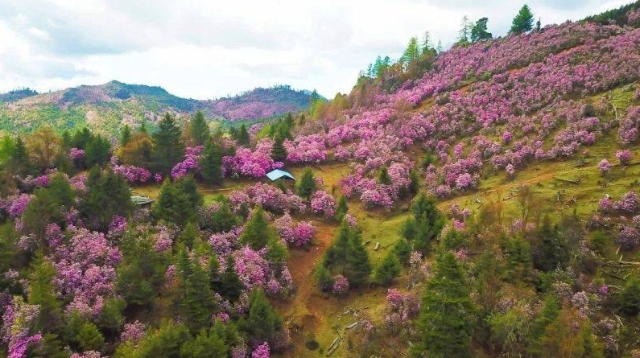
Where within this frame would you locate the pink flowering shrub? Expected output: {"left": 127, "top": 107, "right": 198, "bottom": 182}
{"left": 332, "top": 275, "right": 349, "bottom": 295}
{"left": 228, "top": 183, "right": 306, "bottom": 214}
{"left": 223, "top": 139, "right": 281, "bottom": 178}
{"left": 112, "top": 164, "right": 152, "bottom": 184}
{"left": 2, "top": 296, "right": 42, "bottom": 358}
{"left": 598, "top": 159, "right": 611, "bottom": 175}
{"left": 171, "top": 146, "right": 203, "bottom": 179}
{"left": 310, "top": 190, "right": 337, "bottom": 217}
{"left": 121, "top": 321, "right": 146, "bottom": 344}
{"left": 252, "top": 342, "right": 270, "bottom": 358}
{"left": 274, "top": 214, "right": 315, "bottom": 247}
{"left": 616, "top": 150, "right": 632, "bottom": 166}
{"left": 384, "top": 289, "right": 420, "bottom": 333}
{"left": 52, "top": 228, "right": 121, "bottom": 318}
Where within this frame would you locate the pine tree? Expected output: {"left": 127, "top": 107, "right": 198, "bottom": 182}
{"left": 76, "top": 322, "right": 105, "bottom": 352}
{"left": 120, "top": 125, "right": 132, "bottom": 146}
{"left": 80, "top": 167, "right": 133, "bottom": 231}
{"left": 190, "top": 111, "right": 210, "bottom": 146}
{"left": 375, "top": 251, "right": 401, "bottom": 286}
{"left": 152, "top": 113, "right": 185, "bottom": 175}
{"left": 403, "top": 194, "right": 444, "bottom": 255}
{"left": 415, "top": 252, "right": 475, "bottom": 357}
{"left": 217, "top": 256, "right": 243, "bottom": 302}
{"left": 241, "top": 289, "right": 283, "bottom": 346}
{"left": 297, "top": 168, "right": 317, "bottom": 200}
{"left": 181, "top": 257, "right": 215, "bottom": 333}
{"left": 28, "top": 253, "right": 62, "bottom": 333}
{"left": 618, "top": 277, "right": 640, "bottom": 317}
{"left": 237, "top": 124, "right": 250, "bottom": 147}
{"left": 271, "top": 135, "right": 288, "bottom": 162}
{"left": 345, "top": 228, "right": 371, "bottom": 287}
{"left": 471, "top": 17, "right": 492, "bottom": 42}
{"left": 335, "top": 196, "right": 349, "bottom": 222}
{"left": 378, "top": 167, "right": 392, "bottom": 185}
{"left": 393, "top": 237, "right": 412, "bottom": 265}
{"left": 200, "top": 140, "right": 223, "bottom": 185}
{"left": 8, "top": 136, "right": 32, "bottom": 176}
{"left": 240, "top": 208, "right": 274, "bottom": 250}
{"left": 153, "top": 176, "right": 202, "bottom": 226}
{"left": 84, "top": 134, "right": 112, "bottom": 167}
{"left": 509, "top": 5, "right": 534, "bottom": 34}
{"left": 180, "top": 328, "right": 228, "bottom": 358}
{"left": 457, "top": 15, "right": 472, "bottom": 45}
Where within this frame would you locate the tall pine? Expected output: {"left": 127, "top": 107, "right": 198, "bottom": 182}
{"left": 190, "top": 111, "right": 210, "bottom": 146}
{"left": 152, "top": 113, "right": 185, "bottom": 175}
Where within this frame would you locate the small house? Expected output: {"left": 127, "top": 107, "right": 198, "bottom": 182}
{"left": 266, "top": 169, "right": 295, "bottom": 182}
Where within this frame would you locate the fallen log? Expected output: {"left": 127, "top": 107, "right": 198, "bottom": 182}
{"left": 374, "top": 242, "right": 380, "bottom": 251}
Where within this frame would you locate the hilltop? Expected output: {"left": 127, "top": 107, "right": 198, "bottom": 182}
{"left": 0, "top": 81, "right": 317, "bottom": 135}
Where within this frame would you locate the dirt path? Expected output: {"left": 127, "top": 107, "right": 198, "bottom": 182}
{"left": 274, "top": 220, "right": 337, "bottom": 357}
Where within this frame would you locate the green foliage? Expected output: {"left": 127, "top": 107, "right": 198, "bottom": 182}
{"left": 271, "top": 135, "right": 288, "bottom": 162}
{"left": 180, "top": 328, "right": 228, "bottom": 358}
{"left": 23, "top": 174, "right": 76, "bottom": 241}
{"left": 80, "top": 167, "right": 133, "bottom": 231}
{"left": 84, "top": 134, "right": 111, "bottom": 167}
{"left": 216, "top": 256, "right": 243, "bottom": 302}
{"left": 393, "top": 237, "right": 412, "bottom": 265}
{"left": 236, "top": 124, "right": 250, "bottom": 147}
{"left": 97, "top": 298, "right": 125, "bottom": 335}
{"left": 153, "top": 176, "right": 202, "bottom": 226}
{"left": 178, "top": 251, "right": 216, "bottom": 333}
{"left": 117, "top": 231, "right": 169, "bottom": 307}
{"left": 201, "top": 200, "right": 238, "bottom": 233}
{"left": 77, "top": 322, "right": 105, "bottom": 352}
{"left": 617, "top": 276, "right": 640, "bottom": 317}
{"left": 377, "top": 167, "right": 392, "bottom": 185}
{"left": 510, "top": 5, "right": 534, "bottom": 34}
{"left": 28, "top": 253, "right": 62, "bottom": 333}
{"left": 297, "top": 168, "right": 317, "bottom": 200}
{"left": 321, "top": 221, "right": 372, "bottom": 288}
{"left": 199, "top": 140, "right": 224, "bottom": 185}
{"left": 190, "top": 111, "right": 210, "bottom": 146}
{"left": 176, "top": 222, "right": 200, "bottom": 250}
{"left": 240, "top": 289, "right": 283, "bottom": 346}
{"left": 527, "top": 295, "right": 560, "bottom": 356}
{"left": 239, "top": 208, "right": 274, "bottom": 250}
{"left": 375, "top": 251, "right": 402, "bottom": 286}
{"left": 120, "top": 124, "right": 132, "bottom": 146}
{"left": 335, "top": 196, "right": 349, "bottom": 222}
{"left": 403, "top": 194, "right": 444, "bottom": 255}
{"left": 152, "top": 113, "right": 185, "bottom": 175}
{"left": 314, "top": 264, "right": 333, "bottom": 292}
{"left": 532, "top": 216, "right": 570, "bottom": 272}
{"left": 116, "top": 321, "right": 191, "bottom": 358}
{"left": 501, "top": 235, "right": 533, "bottom": 282}
{"left": 415, "top": 252, "right": 475, "bottom": 357}
{"left": 471, "top": 17, "right": 492, "bottom": 42}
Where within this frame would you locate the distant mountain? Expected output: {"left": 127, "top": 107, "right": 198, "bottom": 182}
{"left": 0, "top": 88, "right": 39, "bottom": 103}
{"left": 0, "top": 81, "right": 317, "bottom": 135}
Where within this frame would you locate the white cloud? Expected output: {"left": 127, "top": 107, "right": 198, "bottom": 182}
{"left": 0, "top": 0, "right": 634, "bottom": 99}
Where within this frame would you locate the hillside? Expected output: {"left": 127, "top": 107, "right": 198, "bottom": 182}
{"left": 0, "top": 81, "right": 316, "bottom": 135}
{"left": 3, "top": 3, "right": 640, "bottom": 358}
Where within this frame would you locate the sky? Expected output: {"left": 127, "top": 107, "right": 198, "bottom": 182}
{"left": 0, "top": 0, "right": 632, "bottom": 99}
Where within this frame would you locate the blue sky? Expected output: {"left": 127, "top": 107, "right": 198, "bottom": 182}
{"left": 0, "top": 0, "right": 631, "bottom": 99}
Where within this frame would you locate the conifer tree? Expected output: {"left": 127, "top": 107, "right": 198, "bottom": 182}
{"left": 217, "top": 256, "right": 243, "bottom": 302}
{"left": 190, "top": 111, "right": 210, "bottom": 146}
{"left": 378, "top": 167, "right": 392, "bottom": 185}
{"left": 200, "top": 140, "right": 223, "bottom": 185}
{"left": 180, "top": 328, "right": 228, "bottom": 358}
{"left": 237, "top": 124, "right": 250, "bottom": 147}
{"left": 181, "top": 256, "right": 215, "bottom": 333}
{"left": 345, "top": 228, "right": 372, "bottom": 287}
{"left": 471, "top": 17, "right": 492, "bottom": 42}
{"left": 297, "top": 168, "right": 317, "bottom": 200}
{"left": 393, "top": 237, "right": 412, "bottom": 265}
{"left": 239, "top": 208, "right": 274, "bottom": 250}
{"left": 402, "top": 193, "right": 444, "bottom": 255}
{"left": 152, "top": 113, "right": 185, "bottom": 175}
{"left": 241, "top": 289, "right": 283, "bottom": 346}
{"left": 271, "top": 135, "right": 288, "bottom": 162}
{"left": 375, "top": 251, "right": 401, "bottom": 286}
{"left": 510, "top": 5, "right": 534, "bottom": 34}
{"left": 335, "top": 196, "right": 349, "bottom": 222}
{"left": 415, "top": 252, "right": 475, "bottom": 357}
{"left": 120, "top": 125, "right": 132, "bottom": 146}
{"left": 81, "top": 167, "right": 133, "bottom": 231}
{"left": 28, "top": 252, "right": 62, "bottom": 333}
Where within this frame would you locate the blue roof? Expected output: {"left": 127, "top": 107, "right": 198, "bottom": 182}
{"left": 266, "top": 169, "right": 295, "bottom": 181}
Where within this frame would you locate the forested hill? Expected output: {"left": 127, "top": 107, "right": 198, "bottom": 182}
{"left": 0, "top": 81, "right": 317, "bottom": 135}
